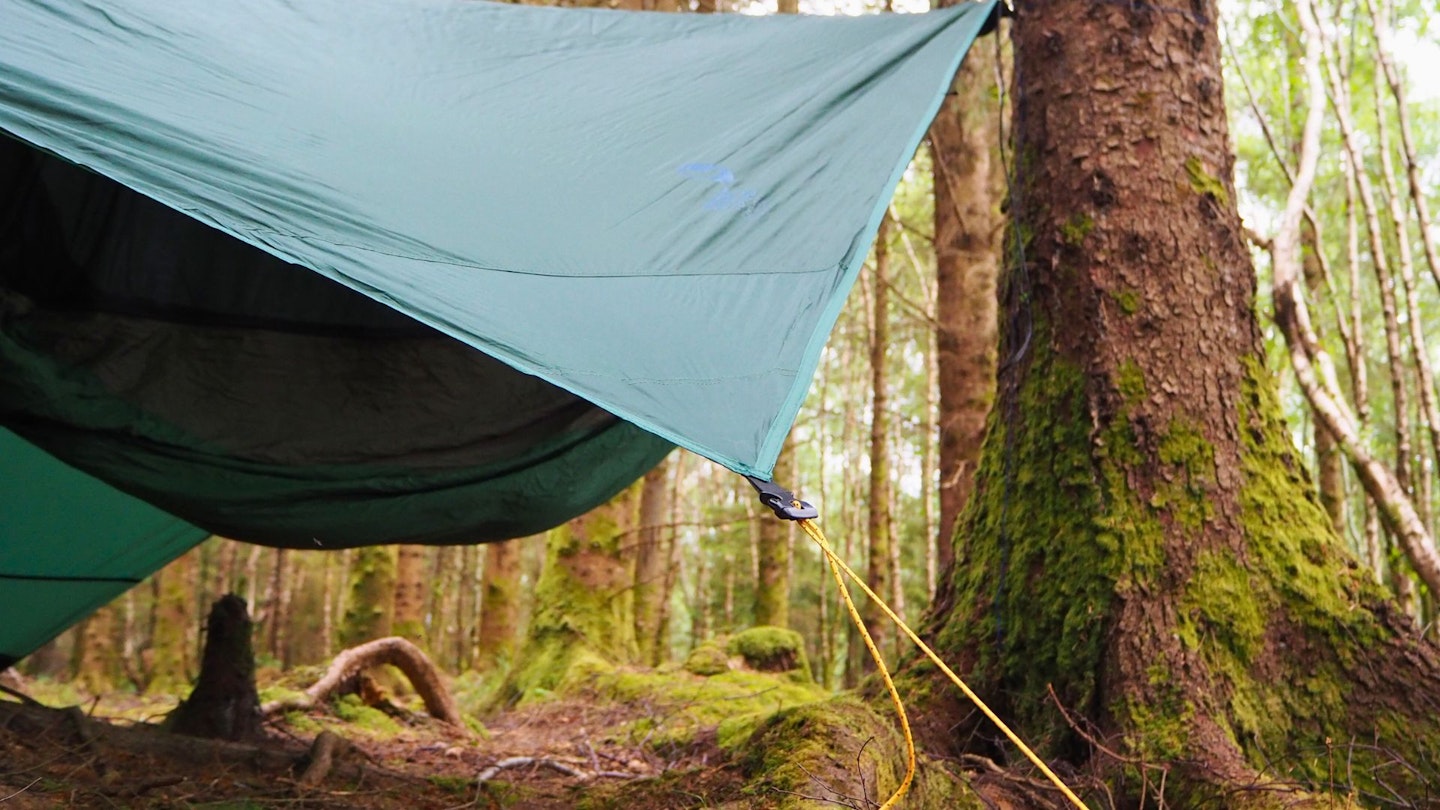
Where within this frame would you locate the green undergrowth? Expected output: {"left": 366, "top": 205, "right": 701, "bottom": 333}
{"left": 331, "top": 692, "right": 403, "bottom": 735}
{"left": 590, "top": 665, "right": 826, "bottom": 752}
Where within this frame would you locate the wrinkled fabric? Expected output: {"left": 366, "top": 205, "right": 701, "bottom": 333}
{"left": 1, "top": 0, "right": 996, "bottom": 476}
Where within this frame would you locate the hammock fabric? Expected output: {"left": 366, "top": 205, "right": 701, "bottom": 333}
{"left": 0, "top": 0, "right": 996, "bottom": 666}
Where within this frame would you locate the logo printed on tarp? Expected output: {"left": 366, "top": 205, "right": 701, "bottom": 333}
{"left": 678, "top": 163, "right": 771, "bottom": 218}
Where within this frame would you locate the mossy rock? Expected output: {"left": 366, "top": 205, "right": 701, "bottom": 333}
{"left": 683, "top": 643, "right": 730, "bottom": 676}
{"left": 726, "top": 626, "right": 810, "bottom": 682}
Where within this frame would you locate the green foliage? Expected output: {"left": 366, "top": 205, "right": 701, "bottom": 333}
{"left": 284, "top": 710, "right": 323, "bottom": 735}
{"left": 1114, "top": 288, "right": 1141, "bottom": 316}
{"left": 427, "top": 774, "right": 474, "bottom": 795}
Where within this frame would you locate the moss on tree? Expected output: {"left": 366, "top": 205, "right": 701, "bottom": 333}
{"left": 502, "top": 490, "right": 640, "bottom": 704}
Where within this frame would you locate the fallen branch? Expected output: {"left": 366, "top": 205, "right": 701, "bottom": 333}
{"left": 261, "top": 636, "right": 465, "bottom": 729}
{"left": 475, "top": 755, "right": 642, "bottom": 784}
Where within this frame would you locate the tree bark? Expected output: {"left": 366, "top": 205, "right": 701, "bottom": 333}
{"left": 754, "top": 442, "right": 794, "bottom": 629}
{"left": 265, "top": 547, "right": 290, "bottom": 664}
{"left": 475, "top": 539, "right": 520, "bottom": 670}
{"left": 72, "top": 603, "right": 120, "bottom": 695}
{"left": 338, "top": 546, "right": 396, "bottom": 648}
{"left": 165, "top": 595, "right": 261, "bottom": 742}
{"left": 504, "top": 488, "right": 639, "bottom": 700}
{"left": 864, "top": 215, "right": 894, "bottom": 671}
{"left": 634, "top": 458, "right": 672, "bottom": 664}
{"left": 933, "top": 27, "right": 1001, "bottom": 576}
{"left": 147, "top": 548, "right": 196, "bottom": 694}
{"left": 392, "top": 545, "right": 428, "bottom": 645}
{"left": 905, "top": 0, "right": 1440, "bottom": 801}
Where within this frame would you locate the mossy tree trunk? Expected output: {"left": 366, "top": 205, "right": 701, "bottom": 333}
{"left": 147, "top": 547, "right": 197, "bottom": 693}
{"left": 504, "top": 487, "right": 640, "bottom": 701}
{"left": 338, "top": 545, "right": 396, "bottom": 648}
{"left": 72, "top": 602, "right": 120, "bottom": 694}
{"left": 906, "top": 0, "right": 1440, "bottom": 803}
{"left": 847, "top": 217, "right": 895, "bottom": 684}
{"left": 475, "top": 538, "right": 520, "bottom": 670}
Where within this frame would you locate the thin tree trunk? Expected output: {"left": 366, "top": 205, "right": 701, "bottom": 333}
{"left": 754, "top": 442, "right": 794, "bottom": 628}
{"left": 339, "top": 546, "right": 397, "bottom": 648}
{"left": 634, "top": 459, "right": 672, "bottom": 665}
{"left": 1322, "top": 35, "right": 1417, "bottom": 508}
{"left": 933, "top": 27, "right": 1001, "bottom": 573}
{"left": 722, "top": 553, "right": 735, "bottom": 631}
{"left": 265, "top": 548, "right": 289, "bottom": 663}
{"left": 1373, "top": 66, "right": 1440, "bottom": 525}
{"left": 1366, "top": 0, "right": 1440, "bottom": 296}
{"left": 691, "top": 546, "right": 708, "bottom": 647}
{"left": 863, "top": 216, "right": 894, "bottom": 671}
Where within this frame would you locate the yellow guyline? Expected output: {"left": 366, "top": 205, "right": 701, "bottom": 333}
{"left": 797, "top": 516, "right": 1089, "bottom": 810}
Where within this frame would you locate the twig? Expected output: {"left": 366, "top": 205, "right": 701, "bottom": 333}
{"left": 0, "top": 683, "right": 42, "bottom": 708}
{"left": 476, "top": 756, "right": 584, "bottom": 783}
{"left": 0, "top": 777, "right": 43, "bottom": 802}
{"left": 1045, "top": 685, "right": 1144, "bottom": 766}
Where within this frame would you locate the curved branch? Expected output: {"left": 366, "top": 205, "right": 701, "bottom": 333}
{"left": 262, "top": 636, "right": 465, "bottom": 729}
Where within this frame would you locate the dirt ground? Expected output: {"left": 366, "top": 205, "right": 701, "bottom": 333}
{"left": 0, "top": 688, "right": 750, "bottom": 809}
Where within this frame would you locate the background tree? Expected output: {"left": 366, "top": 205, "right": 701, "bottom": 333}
{"left": 392, "top": 545, "right": 427, "bottom": 645}
{"left": 475, "top": 540, "right": 521, "bottom": 671}
{"left": 502, "top": 487, "right": 639, "bottom": 702}
{"left": 338, "top": 546, "right": 396, "bottom": 648}
{"left": 932, "top": 11, "right": 1001, "bottom": 576}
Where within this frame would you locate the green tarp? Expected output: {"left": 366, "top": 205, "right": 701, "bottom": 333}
{"left": 0, "top": 0, "right": 996, "bottom": 666}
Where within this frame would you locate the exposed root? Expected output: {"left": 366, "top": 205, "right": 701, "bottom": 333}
{"left": 298, "top": 730, "right": 362, "bottom": 787}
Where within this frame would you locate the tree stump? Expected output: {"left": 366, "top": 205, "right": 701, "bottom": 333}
{"left": 165, "top": 594, "right": 262, "bottom": 741}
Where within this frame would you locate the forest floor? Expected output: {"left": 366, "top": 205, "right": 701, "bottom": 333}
{"left": 0, "top": 664, "right": 812, "bottom": 809}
